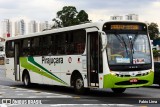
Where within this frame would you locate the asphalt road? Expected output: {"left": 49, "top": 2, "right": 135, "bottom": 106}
{"left": 0, "top": 65, "right": 160, "bottom": 107}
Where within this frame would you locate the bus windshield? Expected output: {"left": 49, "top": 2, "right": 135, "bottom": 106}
{"left": 106, "top": 33, "right": 151, "bottom": 65}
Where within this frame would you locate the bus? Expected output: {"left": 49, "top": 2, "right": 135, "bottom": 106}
{"left": 5, "top": 21, "right": 154, "bottom": 94}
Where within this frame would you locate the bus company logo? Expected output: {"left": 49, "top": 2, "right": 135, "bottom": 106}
{"left": 2, "top": 99, "right": 11, "bottom": 104}
{"left": 42, "top": 56, "right": 63, "bottom": 66}
{"left": 130, "top": 72, "right": 137, "bottom": 77}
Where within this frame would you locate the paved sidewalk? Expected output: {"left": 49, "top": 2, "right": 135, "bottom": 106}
{"left": 0, "top": 65, "right": 19, "bottom": 85}
{"left": 0, "top": 65, "right": 5, "bottom": 78}
{"left": 0, "top": 65, "right": 5, "bottom": 69}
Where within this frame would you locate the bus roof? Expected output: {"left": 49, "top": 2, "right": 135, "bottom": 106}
{"left": 6, "top": 20, "right": 146, "bottom": 41}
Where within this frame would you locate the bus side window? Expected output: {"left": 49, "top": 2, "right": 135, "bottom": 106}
{"left": 50, "top": 35, "right": 56, "bottom": 55}
{"left": 73, "top": 29, "right": 86, "bottom": 54}
{"left": 76, "top": 43, "right": 85, "bottom": 54}
{"left": 22, "top": 39, "right": 31, "bottom": 56}
{"left": 41, "top": 36, "right": 48, "bottom": 55}
{"left": 65, "top": 32, "right": 73, "bottom": 54}
{"left": 55, "top": 33, "right": 66, "bottom": 55}
{"left": 31, "top": 37, "right": 40, "bottom": 56}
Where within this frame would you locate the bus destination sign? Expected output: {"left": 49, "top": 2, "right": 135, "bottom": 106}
{"left": 111, "top": 25, "right": 139, "bottom": 30}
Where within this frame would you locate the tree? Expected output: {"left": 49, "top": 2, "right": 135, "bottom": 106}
{"left": 148, "top": 23, "right": 159, "bottom": 40}
{"left": 52, "top": 6, "right": 90, "bottom": 28}
{"left": 77, "top": 10, "right": 89, "bottom": 23}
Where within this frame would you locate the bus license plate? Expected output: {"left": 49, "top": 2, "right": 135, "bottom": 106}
{"left": 130, "top": 78, "right": 138, "bottom": 83}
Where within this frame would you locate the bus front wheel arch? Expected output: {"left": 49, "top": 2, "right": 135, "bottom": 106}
{"left": 74, "top": 76, "right": 85, "bottom": 94}
{"left": 71, "top": 70, "right": 85, "bottom": 94}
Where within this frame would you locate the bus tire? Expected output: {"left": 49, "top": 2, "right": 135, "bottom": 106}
{"left": 23, "top": 73, "right": 31, "bottom": 87}
{"left": 111, "top": 88, "right": 126, "bottom": 93}
{"left": 74, "top": 77, "right": 85, "bottom": 94}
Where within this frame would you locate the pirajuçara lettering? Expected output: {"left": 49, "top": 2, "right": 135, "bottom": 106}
{"left": 42, "top": 56, "right": 63, "bottom": 66}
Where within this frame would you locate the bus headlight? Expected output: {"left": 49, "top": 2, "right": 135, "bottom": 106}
{"left": 111, "top": 72, "right": 116, "bottom": 76}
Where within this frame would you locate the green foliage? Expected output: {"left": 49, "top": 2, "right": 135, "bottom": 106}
{"left": 148, "top": 23, "right": 159, "bottom": 40}
{"left": 52, "top": 6, "right": 90, "bottom": 28}
{"left": 153, "top": 49, "right": 160, "bottom": 57}
{"left": 77, "top": 10, "right": 89, "bottom": 23}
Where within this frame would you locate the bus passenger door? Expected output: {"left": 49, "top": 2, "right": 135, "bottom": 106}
{"left": 87, "top": 32, "right": 100, "bottom": 87}
{"left": 14, "top": 43, "right": 20, "bottom": 81}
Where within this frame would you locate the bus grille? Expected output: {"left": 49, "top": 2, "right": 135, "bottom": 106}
{"left": 115, "top": 80, "right": 148, "bottom": 85}
{"left": 115, "top": 72, "right": 149, "bottom": 77}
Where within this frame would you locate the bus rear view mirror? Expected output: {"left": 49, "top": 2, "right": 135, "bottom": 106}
{"left": 98, "top": 30, "right": 107, "bottom": 52}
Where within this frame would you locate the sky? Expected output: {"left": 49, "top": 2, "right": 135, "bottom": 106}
{"left": 0, "top": 0, "right": 160, "bottom": 33}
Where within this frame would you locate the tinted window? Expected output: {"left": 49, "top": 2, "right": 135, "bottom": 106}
{"left": 66, "top": 29, "right": 86, "bottom": 54}
{"left": 49, "top": 29, "right": 86, "bottom": 55}
{"left": 21, "top": 39, "right": 31, "bottom": 56}
{"left": 17, "top": 29, "right": 86, "bottom": 57}
{"left": 31, "top": 37, "right": 40, "bottom": 56}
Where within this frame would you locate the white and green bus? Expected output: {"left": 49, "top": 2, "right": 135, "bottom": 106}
{"left": 5, "top": 21, "right": 154, "bottom": 94}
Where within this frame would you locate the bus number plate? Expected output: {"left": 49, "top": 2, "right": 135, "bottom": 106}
{"left": 130, "top": 78, "right": 138, "bottom": 83}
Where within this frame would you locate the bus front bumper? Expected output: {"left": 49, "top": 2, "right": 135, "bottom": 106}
{"left": 103, "top": 71, "right": 154, "bottom": 88}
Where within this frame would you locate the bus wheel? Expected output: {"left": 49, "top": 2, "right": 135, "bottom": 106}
{"left": 111, "top": 88, "right": 126, "bottom": 93}
{"left": 74, "top": 77, "right": 85, "bottom": 94}
{"left": 23, "top": 73, "right": 31, "bottom": 87}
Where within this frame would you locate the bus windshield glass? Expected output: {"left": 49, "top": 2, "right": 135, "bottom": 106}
{"left": 106, "top": 33, "right": 151, "bottom": 65}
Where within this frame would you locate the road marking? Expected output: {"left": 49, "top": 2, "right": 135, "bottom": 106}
{"left": 0, "top": 85, "right": 73, "bottom": 98}
{"left": 41, "top": 92, "right": 53, "bottom": 95}
{"left": 27, "top": 96, "right": 39, "bottom": 98}
{"left": 50, "top": 104, "right": 134, "bottom": 106}
{"left": 16, "top": 88, "right": 28, "bottom": 91}
{"left": 16, "top": 93, "right": 24, "bottom": 95}
{"left": 9, "top": 87, "right": 17, "bottom": 89}
{"left": 35, "top": 91, "right": 41, "bottom": 93}
{"left": 26, "top": 90, "right": 37, "bottom": 92}
{"left": 73, "top": 96, "right": 80, "bottom": 98}
{"left": 0, "top": 104, "right": 7, "bottom": 107}
{"left": 46, "top": 96, "right": 72, "bottom": 98}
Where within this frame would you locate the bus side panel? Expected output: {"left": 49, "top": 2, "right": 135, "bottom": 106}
{"left": 38, "top": 56, "right": 61, "bottom": 86}
{"left": 5, "top": 58, "right": 15, "bottom": 81}
{"left": 20, "top": 56, "right": 66, "bottom": 86}
{"left": 61, "top": 55, "right": 85, "bottom": 86}
{"left": 20, "top": 57, "right": 43, "bottom": 84}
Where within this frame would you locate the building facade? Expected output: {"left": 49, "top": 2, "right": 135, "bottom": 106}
{"left": 15, "top": 19, "right": 26, "bottom": 36}
{"left": 28, "top": 20, "right": 38, "bottom": 34}
{"left": 1, "top": 19, "right": 12, "bottom": 38}
{"left": 110, "top": 15, "right": 123, "bottom": 20}
{"left": 39, "top": 21, "right": 51, "bottom": 32}
{"left": 125, "top": 14, "right": 138, "bottom": 21}
{"left": 110, "top": 14, "right": 139, "bottom": 21}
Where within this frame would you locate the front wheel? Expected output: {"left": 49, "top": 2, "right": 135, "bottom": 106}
{"left": 111, "top": 88, "right": 126, "bottom": 93}
{"left": 74, "top": 77, "right": 85, "bottom": 94}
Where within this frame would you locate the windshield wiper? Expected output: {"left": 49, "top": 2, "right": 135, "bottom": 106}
{"left": 127, "top": 34, "right": 134, "bottom": 54}
{"left": 115, "top": 34, "right": 129, "bottom": 56}
{"left": 127, "top": 33, "right": 139, "bottom": 54}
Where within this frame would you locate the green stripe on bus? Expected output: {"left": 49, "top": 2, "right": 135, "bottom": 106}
{"left": 20, "top": 57, "right": 68, "bottom": 85}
